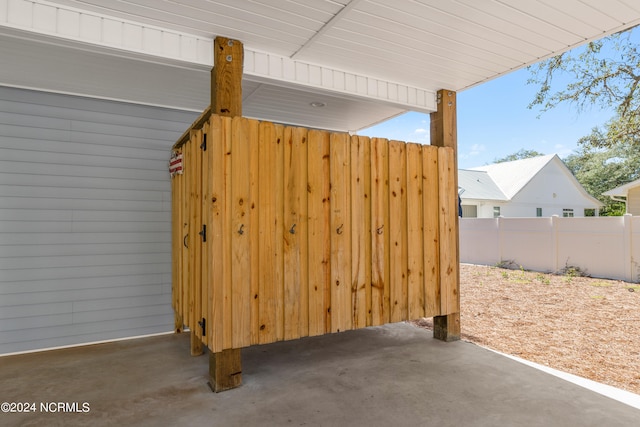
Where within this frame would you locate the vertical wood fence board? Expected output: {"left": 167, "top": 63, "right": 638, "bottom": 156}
{"left": 330, "top": 132, "right": 352, "bottom": 333}
{"left": 257, "top": 121, "right": 276, "bottom": 344}
{"left": 438, "top": 147, "right": 459, "bottom": 315}
{"left": 422, "top": 145, "right": 441, "bottom": 317}
{"left": 289, "top": 127, "right": 309, "bottom": 337}
{"left": 274, "top": 125, "right": 286, "bottom": 342}
{"left": 180, "top": 138, "right": 189, "bottom": 328}
{"left": 202, "top": 118, "right": 213, "bottom": 343}
{"left": 192, "top": 130, "right": 201, "bottom": 338}
{"left": 283, "top": 127, "right": 299, "bottom": 340}
{"left": 200, "top": 122, "right": 211, "bottom": 347}
{"left": 171, "top": 153, "right": 181, "bottom": 314}
{"left": 297, "top": 128, "right": 309, "bottom": 339}
{"left": 284, "top": 126, "right": 309, "bottom": 340}
{"left": 406, "top": 143, "right": 425, "bottom": 319}
{"left": 194, "top": 128, "right": 204, "bottom": 341}
{"left": 209, "top": 115, "right": 225, "bottom": 352}
{"left": 307, "top": 129, "right": 331, "bottom": 337}
{"left": 257, "top": 122, "right": 285, "bottom": 344}
{"left": 231, "top": 117, "right": 252, "bottom": 348}
{"left": 350, "top": 135, "right": 372, "bottom": 328}
{"left": 182, "top": 135, "right": 193, "bottom": 331}
{"left": 388, "top": 140, "right": 408, "bottom": 323}
{"left": 370, "top": 137, "right": 390, "bottom": 326}
{"left": 248, "top": 119, "right": 260, "bottom": 346}
{"left": 188, "top": 131, "right": 198, "bottom": 337}
{"left": 221, "top": 116, "right": 234, "bottom": 349}
{"left": 172, "top": 145, "right": 185, "bottom": 333}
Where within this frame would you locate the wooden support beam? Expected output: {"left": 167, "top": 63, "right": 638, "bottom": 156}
{"left": 190, "top": 330, "right": 203, "bottom": 356}
{"left": 211, "top": 36, "right": 243, "bottom": 117}
{"left": 174, "top": 313, "right": 183, "bottom": 334}
{"left": 208, "top": 349, "right": 242, "bottom": 392}
{"left": 433, "top": 312, "right": 460, "bottom": 342}
{"left": 430, "top": 89, "right": 460, "bottom": 342}
{"left": 209, "top": 35, "right": 244, "bottom": 391}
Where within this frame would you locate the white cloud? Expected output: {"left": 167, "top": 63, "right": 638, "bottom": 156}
{"left": 414, "top": 128, "right": 428, "bottom": 134}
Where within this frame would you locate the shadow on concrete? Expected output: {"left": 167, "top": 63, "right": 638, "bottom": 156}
{"left": 1, "top": 323, "right": 638, "bottom": 426}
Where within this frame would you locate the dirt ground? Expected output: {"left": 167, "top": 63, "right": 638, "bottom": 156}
{"left": 413, "top": 263, "right": 640, "bottom": 395}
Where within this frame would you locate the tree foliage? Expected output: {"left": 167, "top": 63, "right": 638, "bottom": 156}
{"left": 493, "top": 149, "right": 545, "bottom": 163}
{"left": 564, "top": 133, "right": 640, "bottom": 216}
{"left": 527, "top": 26, "right": 640, "bottom": 148}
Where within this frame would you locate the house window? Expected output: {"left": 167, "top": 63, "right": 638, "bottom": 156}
{"left": 584, "top": 209, "right": 596, "bottom": 217}
{"left": 493, "top": 206, "right": 501, "bottom": 218}
{"left": 536, "top": 207, "right": 542, "bottom": 217}
{"left": 461, "top": 205, "right": 477, "bottom": 218}
{"left": 563, "top": 208, "right": 574, "bottom": 217}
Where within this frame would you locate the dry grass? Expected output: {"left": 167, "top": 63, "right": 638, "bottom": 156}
{"left": 413, "top": 263, "right": 640, "bottom": 395}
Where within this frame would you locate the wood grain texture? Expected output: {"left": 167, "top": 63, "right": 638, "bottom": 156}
{"left": 221, "top": 116, "right": 233, "bottom": 350}
{"left": 231, "top": 117, "right": 251, "bottom": 348}
{"left": 438, "top": 147, "right": 459, "bottom": 315}
{"left": 173, "top": 112, "right": 459, "bottom": 351}
{"left": 307, "top": 130, "right": 331, "bottom": 336}
{"left": 209, "top": 349, "right": 242, "bottom": 392}
{"left": 406, "top": 143, "right": 424, "bottom": 320}
{"left": 193, "top": 128, "right": 203, "bottom": 343}
{"left": 330, "top": 132, "right": 352, "bottom": 333}
{"left": 283, "top": 126, "right": 309, "bottom": 340}
{"left": 388, "top": 140, "right": 408, "bottom": 323}
{"left": 248, "top": 119, "right": 260, "bottom": 346}
{"left": 200, "top": 122, "right": 210, "bottom": 346}
{"left": 209, "top": 115, "right": 225, "bottom": 352}
{"left": 370, "top": 137, "right": 390, "bottom": 326}
{"left": 422, "top": 145, "right": 441, "bottom": 318}
{"left": 258, "top": 121, "right": 285, "bottom": 345}
{"left": 171, "top": 150, "right": 182, "bottom": 320}
{"left": 182, "top": 134, "right": 194, "bottom": 334}
{"left": 211, "top": 37, "right": 243, "bottom": 117}
{"left": 431, "top": 89, "right": 460, "bottom": 341}
{"left": 350, "top": 135, "right": 372, "bottom": 328}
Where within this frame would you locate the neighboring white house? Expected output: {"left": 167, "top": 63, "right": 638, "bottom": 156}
{"left": 459, "top": 154, "right": 601, "bottom": 218}
{"left": 603, "top": 178, "right": 640, "bottom": 215}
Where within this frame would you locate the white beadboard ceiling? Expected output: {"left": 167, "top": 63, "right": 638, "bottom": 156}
{"left": 1, "top": 0, "right": 640, "bottom": 132}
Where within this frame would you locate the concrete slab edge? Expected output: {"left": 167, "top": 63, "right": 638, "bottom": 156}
{"left": 487, "top": 347, "right": 640, "bottom": 410}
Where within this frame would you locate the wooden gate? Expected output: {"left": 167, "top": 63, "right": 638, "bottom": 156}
{"left": 172, "top": 113, "right": 458, "bottom": 354}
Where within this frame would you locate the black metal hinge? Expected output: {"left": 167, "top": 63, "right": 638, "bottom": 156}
{"left": 199, "top": 224, "right": 207, "bottom": 242}
{"left": 198, "top": 318, "right": 206, "bottom": 336}
{"left": 200, "top": 134, "right": 207, "bottom": 151}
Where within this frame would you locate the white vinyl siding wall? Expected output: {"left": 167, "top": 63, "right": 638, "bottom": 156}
{"left": 0, "top": 87, "right": 197, "bottom": 354}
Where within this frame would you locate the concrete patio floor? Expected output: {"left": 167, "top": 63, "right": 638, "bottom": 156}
{"left": 1, "top": 322, "right": 638, "bottom": 427}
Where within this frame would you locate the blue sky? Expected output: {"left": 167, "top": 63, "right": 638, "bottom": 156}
{"left": 358, "top": 54, "right": 616, "bottom": 170}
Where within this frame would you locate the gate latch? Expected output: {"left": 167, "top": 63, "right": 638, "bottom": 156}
{"left": 198, "top": 318, "right": 206, "bottom": 336}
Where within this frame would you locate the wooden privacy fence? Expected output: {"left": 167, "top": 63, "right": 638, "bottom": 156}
{"left": 172, "top": 113, "right": 458, "bottom": 354}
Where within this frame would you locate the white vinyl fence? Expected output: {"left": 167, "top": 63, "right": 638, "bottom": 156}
{"left": 460, "top": 215, "right": 640, "bottom": 282}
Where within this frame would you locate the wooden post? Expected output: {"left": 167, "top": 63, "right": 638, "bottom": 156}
{"left": 190, "top": 329, "right": 203, "bottom": 356}
{"left": 209, "top": 36, "right": 243, "bottom": 390}
{"left": 209, "top": 349, "right": 242, "bottom": 392}
{"left": 430, "top": 89, "right": 460, "bottom": 342}
{"left": 211, "top": 36, "right": 243, "bottom": 117}
{"left": 174, "top": 313, "right": 183, "bottom": 333}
